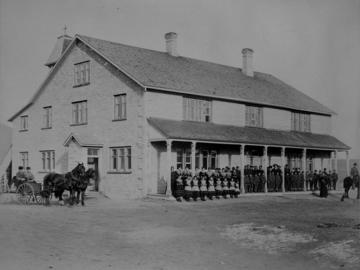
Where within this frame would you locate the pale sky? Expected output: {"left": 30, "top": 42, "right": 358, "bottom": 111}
{"left": 0, "top": 0, "right": 359, "bottom": 158}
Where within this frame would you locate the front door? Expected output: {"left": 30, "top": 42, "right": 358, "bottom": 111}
{"left": 87, "top": 148, "right": 100, "bottom": 191}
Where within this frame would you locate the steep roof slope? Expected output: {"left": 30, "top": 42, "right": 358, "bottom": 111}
{"left": 79, "top": 35, "right": 334, "bottom": 115}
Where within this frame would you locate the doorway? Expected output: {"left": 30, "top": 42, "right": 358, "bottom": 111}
{"left": 87, "top": 148, "right": 100, "bottom": 191}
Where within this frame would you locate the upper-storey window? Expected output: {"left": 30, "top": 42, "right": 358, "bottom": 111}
{"left": 20, "top": 152, "right": 29, "bottom": 168}
{"left": 291, "top": 112, "right": 311, "bottom": 132}
{"left": 114, "top": 94, "right": 126, "bottom": 120}
{"left": 183, "top": 97, "right": 211, "bottom": 122}
{"left": 72, "top": 101, "right": 87, "bottom": 125}
{"left": 74, "top": 61, "right": 90, "bottom": 87}
{"left": 43, "top": 106, "right": 52, "bottom": 129}
{"left": 20, "top": 115, "right": 28, "bottom": 131}
{"left": 245, "top": 105, "right": 263, "bottom": 127}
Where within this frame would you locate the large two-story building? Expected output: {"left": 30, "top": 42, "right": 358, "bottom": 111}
{"left": 9, "top": 32, "right": 349, "bottom": 200}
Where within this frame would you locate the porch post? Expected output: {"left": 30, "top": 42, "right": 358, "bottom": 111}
{"left": 240, "top": 144, "right": 245, "bottom": 193}
{"left": 302, "top": 148, "right": 307, "bottom": 191}
{"left": 191, "top": 141, "right": 196, "bottom": 176}
{"left": 334, "top": 150, "right": 338, "bottom": 172}
{"left": 281, "top": 147, "right": 286, "bottom": 192}
{"left": 346, "top": 150, "right": 350, "bottom": 176}
{"left": 263, "top": 146, "right": 268, "bottom": 193}
{"left": 166, "top": 139, "right": 173, "bottom": 196}
{"left": 320, "top": 157, "right": 324, "bottom": 170}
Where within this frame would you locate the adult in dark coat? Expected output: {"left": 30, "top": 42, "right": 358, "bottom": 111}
{"left": 319, "top": 173, "right": 328, "bottom": 198}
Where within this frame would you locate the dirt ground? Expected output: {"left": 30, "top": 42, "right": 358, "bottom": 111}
{"left": 0, "top": 190, "right": 359, "bottom": 270}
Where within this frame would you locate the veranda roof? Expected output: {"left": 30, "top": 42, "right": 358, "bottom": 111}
{"left": 148, "top": 118, "right": 350, "bottom": 150}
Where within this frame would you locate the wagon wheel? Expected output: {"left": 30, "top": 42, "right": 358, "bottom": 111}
{"left": 17, "top": 183, "right": 34, "bottom": 204}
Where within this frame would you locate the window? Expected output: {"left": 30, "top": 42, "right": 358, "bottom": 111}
{"left": 72, "top": 101, "right": 87, "bottom": 125}
{"left": 245, "top": 106, "right": 263, "bottom": 127}
{"left": 183, "top": 97, "right": 211, "bottom": 122}
{"left": 43, "top": 106, "right": 52, "bottom": 129}
{"left": 114, "top": 94, "right": 126, "bottom": 120}
{"left": 176, "top": 149, "right": 192, "bottom": 170}
{"left": 20, "top": 115, "right": 28, "bottom": 131}
{"left": 20, "top": 152, "right": 29, "bottom": 168}
{"left": 74, "top": 61, "right": 90, "bottom": 86}
{"left": 87, "top": 148, "right": 99, "bottom": 156}
{"left": 291, "top": 112, "right": 311, "bottom": 132}
{"left": 40, "top": 150, "right": 55, "bottom": 171}
{"left": 110, "top": 147, "right": 132, "bottom": 172}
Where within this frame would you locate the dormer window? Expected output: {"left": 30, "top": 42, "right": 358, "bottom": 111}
{"left": 74, "top": 61, "right": 90, "bottom": 87}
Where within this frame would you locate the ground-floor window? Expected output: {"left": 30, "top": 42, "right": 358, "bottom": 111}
{"left": 176, "top": 149, "right": 191, "bottom": 169}
{"left": 40, "top": 150, "right": 55, "bottom": 171}
{"left": 20, "top": 152, "right": 29, "bottom": 168}
{"left": 176, "top": 148, "right": 218, "bottom": 170}
{"left": 110, "top": 146, "right": 131, "bottom": 172}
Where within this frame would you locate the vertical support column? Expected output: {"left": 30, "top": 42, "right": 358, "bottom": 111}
{"left": 240, "top": 144, "right": 245, "bottom": 194}
{"left": 263, "top": 146, "right": 268, "bottom": 193}
{"left": 191, "top": 141, "right": 196, "bottom": 176}
{"left": 346, "top": 150, "right": 350, "bottom": 176}
{"left": 320, "top": 157, "right": 324, "bottom": 170}
{"left": 166, "top": 139, "right": 173, "bottom": 196}
{"left": 302, "top": 148, "right": 307, "bottom": 191}
{"left": 334, "top": 150, "right": 338, "bottom": 172}
{"left": 281, "top": 147, "right": 286, "bottom": 192}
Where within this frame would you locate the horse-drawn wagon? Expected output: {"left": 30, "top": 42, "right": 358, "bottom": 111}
{"left": 16, "top": 181, "right": 45, "bottom": 204}
{"left": 12, "top": 163, "right": 95, "bottom": 206}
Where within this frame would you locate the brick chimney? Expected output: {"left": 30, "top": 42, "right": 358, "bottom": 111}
{"left": 165, "top": 32, "right": 178, "bottom": 57}
{"left": 242, "top": 48, "right": 254, "bottom": 77}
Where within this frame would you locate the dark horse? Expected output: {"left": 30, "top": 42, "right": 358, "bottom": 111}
{"left": 42, "top": 163, "right": 86, "bottom": 205}
{"left": 72, "top": 168, "right": 96, "bottom": 206}
{"left": 340, "top": 176, "right": 353, "bottom": 201}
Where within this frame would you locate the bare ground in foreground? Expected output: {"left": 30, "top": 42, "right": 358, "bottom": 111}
{"left": 0, "top": 190, "right": 359, "bottom": 270}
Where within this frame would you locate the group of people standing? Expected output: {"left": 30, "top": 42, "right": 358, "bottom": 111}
{"left": 171, "top": 167, "right": 241, "bottom": 202}
{"left": 171, "top": 163, "right": 343, "bottom": 201}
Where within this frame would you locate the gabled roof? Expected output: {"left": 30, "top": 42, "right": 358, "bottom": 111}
{"left": 79, "top": 34, "right": 334, "bottom": 115}
{"left": 148, "top": 118, "right": 350, "bottom": 150}
{"left": 45, "top": 34, "right": 73, "bottom": 67}
{"left": 63, "top": 133, "right": 103, "bottom": 148}
{"left": 9, "top": 33, "right": 334, "bottom": 122}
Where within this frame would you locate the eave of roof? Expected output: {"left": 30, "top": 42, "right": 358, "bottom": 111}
{"left": 148, "top": 117, "right": 350, "bottom": 150}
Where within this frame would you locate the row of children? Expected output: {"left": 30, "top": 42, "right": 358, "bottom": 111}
{"left": 171, "top": 167, "right": 241, "bottom": 201}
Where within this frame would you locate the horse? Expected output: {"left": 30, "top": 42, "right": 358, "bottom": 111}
{"left": 42, "top": 163, "right": 86, "bottom": 205}
{"left": 73, "top": 168, "right": 97, "bottom": 206}
{"left": 340, "top": 176, "right": 353, "bottom": 201}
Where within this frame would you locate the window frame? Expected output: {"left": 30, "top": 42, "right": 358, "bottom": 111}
{"left": 113, "top": 94, "right": 127, "bottom": 121}
{"left": 71, "top": 100, "right": 88, "bottom": 126}
{"left": 73, "top": 61, "right": 90, "bottom": 87}
{"left": 291, "top": 112, "right": 311, "bottom": 132}
{"left": 19, "top": 115, "right": 28, "bottom": 131}
{"left": 40, "top": 150, "right": 55, "bottom": 172}
{"left": 19, "top": 152, "right": 29, "bottom": 168}
{"left": 108, "top": 146, "right": 132, "bottom": 173}
{"left": 183, "top": 97, "right": 212, "bottom": 122}
{"left": 42, "top": 106, "right": 52, "bottom": 129}
{"left": 245, "top": 105, "right": 263, "bottom": 127}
